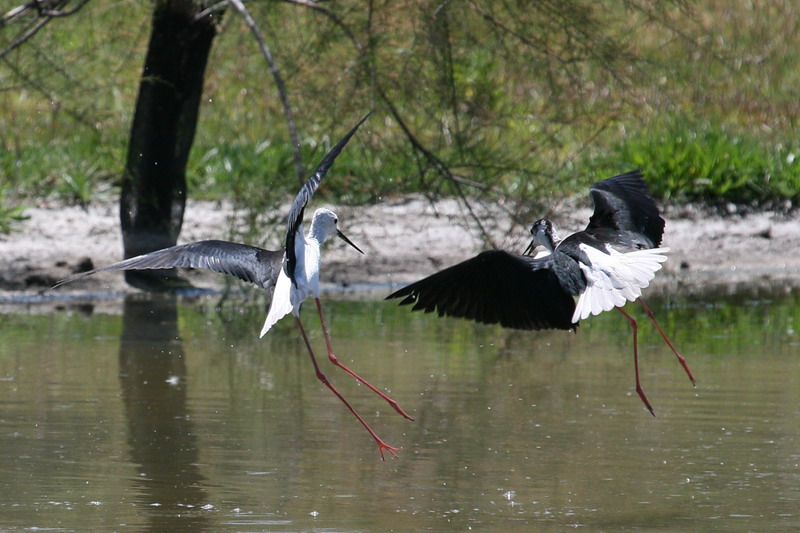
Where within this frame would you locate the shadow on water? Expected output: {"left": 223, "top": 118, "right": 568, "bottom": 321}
{"left": 118, "top": 294, "right": 209, "bottom": 531}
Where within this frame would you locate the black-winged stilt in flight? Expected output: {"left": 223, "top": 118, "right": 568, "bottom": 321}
{"left": 55, "top": 113, "right": 412, "bottom": 458}
{"left": 386, "top": 170, "right": 694, "bottom": 415}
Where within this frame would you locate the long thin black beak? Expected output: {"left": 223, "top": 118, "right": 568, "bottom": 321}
{"left": 337, "top": 229, "right": 364, "bottom": 255}
{"left": 523, "top": 240, "right": 535, "bottom": 256}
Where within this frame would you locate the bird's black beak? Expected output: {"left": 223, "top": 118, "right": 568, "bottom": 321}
{"left": 337, "top": 229, "right": 365, "bottom": 255}
{"left": 523, "top": 240, "right": 536, "bottom": 256}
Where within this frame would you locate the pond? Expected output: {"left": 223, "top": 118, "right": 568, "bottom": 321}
{"left": 0, "top": 286, "right": 799, "bottom": 531}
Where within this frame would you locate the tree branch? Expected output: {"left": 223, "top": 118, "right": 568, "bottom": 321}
{"left": 228, "top": 0, "right": 305, "bottom": 186}
{"left": 0, "top": 15, "right": 49, "bottom": 59}
{"left": 378, "top": 86, "right": 499, "bottom": 248}
{"left": 0, "top": 0, "right": 89, "bottom": 60}
{"left": 282, "top": 0, "right": 510, "bottom": 245}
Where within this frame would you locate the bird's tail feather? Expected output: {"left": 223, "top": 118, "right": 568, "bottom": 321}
{"left": 260, "top": 270, "right": 294, "bottom": 337}
{"left": 572, "top": 246, "right": 669, "bottom": 323}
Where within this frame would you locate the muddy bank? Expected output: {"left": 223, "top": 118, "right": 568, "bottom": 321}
{"left": 1, "top": 196, "right": 798, "bottom": 303}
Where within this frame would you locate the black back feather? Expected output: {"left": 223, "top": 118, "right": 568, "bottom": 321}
{"left": 586, "top": 170, "right": 665, "bottom": 247}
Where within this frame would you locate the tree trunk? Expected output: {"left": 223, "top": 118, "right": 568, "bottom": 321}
{"left": 120, "top": 1, "right": 221, "bottom": 289}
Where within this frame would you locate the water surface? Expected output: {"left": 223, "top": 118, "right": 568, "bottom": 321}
{"left": 1, "top": 288, "right": 799, "bottom": 531}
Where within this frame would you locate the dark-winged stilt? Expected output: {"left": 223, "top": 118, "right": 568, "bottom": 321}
{"left": 55, "top": 114, "right": 412, "bottom": 459}
{"left": 386, "top": 170, "right": 695, "bottom": 415}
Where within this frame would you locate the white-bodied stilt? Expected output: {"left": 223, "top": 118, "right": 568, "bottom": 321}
{"left": 55, "top": 113, "right": 411, "bottom": 458}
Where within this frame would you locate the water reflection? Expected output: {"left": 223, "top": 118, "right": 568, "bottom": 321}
{"left": 119, "top": 294, "right": 209, "bottom": 531}
{"left": 0, "top": 287, "right": 798, "bottom": 530}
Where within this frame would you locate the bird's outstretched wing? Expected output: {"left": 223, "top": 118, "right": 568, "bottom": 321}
{"left": 386, "top": 250, "right": 577, "bottom": 331}
{"left": 285, "top": 113, "right": 372, "bottom": 283}
{"left": 586, "top": 170, "right": 665, "bottom": 247}
{"left": 52, "top": 240, "right": 284, "bottom": 293}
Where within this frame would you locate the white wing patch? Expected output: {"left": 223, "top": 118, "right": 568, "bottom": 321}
{"left": 260, "top": 268, "right": 294, "bottom": 337}
{"left": 572, "top": 245, "right": 669, "bottom": 323}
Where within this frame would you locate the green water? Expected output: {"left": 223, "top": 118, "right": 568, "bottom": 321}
{"left": 0, "top": 288, "right": 799, "bottom": 531}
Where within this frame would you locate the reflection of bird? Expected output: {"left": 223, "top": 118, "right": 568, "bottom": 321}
{"left": 55, "top": 114, "right": 411, "bottom": 459}
{"left": 387, "top": 170, "right": 694, "bottom": 415}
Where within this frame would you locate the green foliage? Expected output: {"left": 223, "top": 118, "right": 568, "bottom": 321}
{"left": 592, "top": 116, "right": 800, "bottom": 206}
{"left": 0, "top": 201, "right": 28, "bottom": 235}
{"left": 188, "top": 135, "right": 417, "bottom": 214}
{"left": 2, "top": 0, "right": 800, "bottom": 223}
{"left": 2, "top": 136, "right": 123, "bottom": 204}
{"left": 0, "top": 158, "right": 27, "bottom": 234}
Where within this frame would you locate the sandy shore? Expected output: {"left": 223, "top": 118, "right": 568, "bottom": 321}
{"left": 1, "top": 196, "right": 799, "bottom": 304}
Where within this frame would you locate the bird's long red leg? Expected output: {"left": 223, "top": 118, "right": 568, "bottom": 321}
{"left": 314, "top": 298, "right": 414, "bottom": 421}
{"left": 637, "top": 298, "right": 696, "bottom": 386}
{"left": 616, "top": 307, "right": 656, "bottom": 416}
{"left": 295, "top": 316, "right": 399, "bottom": 460}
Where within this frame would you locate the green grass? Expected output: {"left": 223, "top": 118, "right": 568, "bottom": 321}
{"left": 587, "top": 115, "right": 800, "bottom": 206}
{"left": 0, "top": 200, "right": 28, "bottom": 234}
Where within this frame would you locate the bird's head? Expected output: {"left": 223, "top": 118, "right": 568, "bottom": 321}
{"left": 524, "top": 218, "right": 559, "bottom": 255}
{"left": 309, "top": 208, "right": 364, "bottom": 254}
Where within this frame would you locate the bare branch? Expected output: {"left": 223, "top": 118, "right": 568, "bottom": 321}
{"left": 285, "top": 0, "right": 510, "bottom": 242}
{"left": 280, "top": 0, "right": 362, "bottom": 51}
{"left": 2, "top": 0, "right": 88, "bottom": 25}
{"left": 281, "top": 0, "right": 328, "bottom": 8}
{"left": 2, "top": 3, "right": 33, "bottom": 23}
{"left": 1, "top": 0, "right": 90, "bottom": 60}
{"left": 227, "top": 0, "right": 304, "bottom": 187}
{"left": 378, "top": 86, "right": 499, "bottom": 248}
{"left": 194, "top": 0, "right": 231, "bottom": 21}
{"left": 39, "top": 0, "right": 90, "bottom": 18}
{"left": 0, "top": 15, "right": 49, "bottom": 59}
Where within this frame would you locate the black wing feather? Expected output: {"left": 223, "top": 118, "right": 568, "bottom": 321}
{"left": 52, "top": 240, "right": 284, "bottom": 293}
{"left": 285, "top": 113, "right": 371, "bottom": 283}
{"left": 586, "top": 170, "right": 665, "bottom": 247}
{"left": 386, "top": 250, "right": 577, "bottom": 331}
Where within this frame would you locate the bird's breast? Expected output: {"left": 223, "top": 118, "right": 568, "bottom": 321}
{"left": 299, "top": 239, "right": 322, "bottom": 293}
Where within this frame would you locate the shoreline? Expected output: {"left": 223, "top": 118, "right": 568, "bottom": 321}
{"left": 1, "top": 196, "right": 799, "bottom": 307}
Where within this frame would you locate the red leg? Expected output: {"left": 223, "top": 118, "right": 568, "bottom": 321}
{"left": 616, "top": 307, "right": 656, "bottom": 416}
{"left": 295, "top": 317, "right": 399, "bottom": 460}
{"left": 314, "top": 298, "right": 414, "bottom": 421}
{"left": 638, "top": 298, "right": 696, "bottom": 386}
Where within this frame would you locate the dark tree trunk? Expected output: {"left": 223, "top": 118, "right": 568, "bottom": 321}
{"left": 120, "top": 1, "right": 221, "bottom": 289}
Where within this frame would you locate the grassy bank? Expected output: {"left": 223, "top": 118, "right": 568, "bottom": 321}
{"left": 1, "top": 1, "right": 799, "bottom": 234}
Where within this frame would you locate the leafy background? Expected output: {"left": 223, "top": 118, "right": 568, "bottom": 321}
{"left": 1, "top": 0, "right": 799, "bottom": 233}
